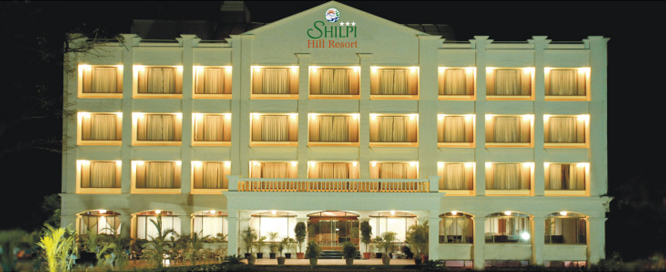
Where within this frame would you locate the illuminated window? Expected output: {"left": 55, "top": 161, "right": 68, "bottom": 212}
{"left": 194, "top": 67, "right": 232, "bottom": 96}
{"left": 193, "top": 114, "right": 231, "bottom": 144}
{"left": 438, "top": 115, "right": 474, "bottom": 146}
{"left": 79, "top": 160, "right": 121, "bottom": 189}
{"left": 486, "top": 68, "right": 533, "bottom": 99}
{"left": 370, "top": 162, "right": 418, "bottom": 179}
{"left": 249, "top": 162, "right": 298, "bottom": 179}
{"left": 134, "top": 161, "right": 181, "bottom": 189}
{"left": 485, "top": 115, "right": 532, "bottom": 146}
{"left": 439, "top": 212, "right": 473, "bottom": 243}
{"left": 437, "top": 163, "right": 474, "bottom": 190}
{"left": 545, "top": 68, "right": 588, "bottom": 98}
{"left": 79, "top": 113, "right": 122, "bottom": 144}
{"left": 545, "top": 163, "right": 586, "bottom": 191}
{"left": 369, "top": 115, "right": 418, "bottom": 144}
{"left": 192, "top": 161, "right": 231, "bottom": 189}
{"left": 308, "top": 162, "right": 359, "bottom": 179}
{"left": 370, "top": 67, "right": 419, "bottom": 97}
{"left": 309, "top": 114, "right": 359, "bottom": 144}
{"left": 544, "top": 115, "right": 587, "bottom": 147}
{"left": 250, "top": 211, "right": 297, "bottom": 241}
{"left": 545, "top": 212, "right": 586, "bottom": 244}
{"left": 369, "top": 211, "right": 417, "bottom": 242}
{"left": 192, "top": 211, "right": 228, "bottom": 238}
{"left": 135, "top": 211, "right": 180, "bottom": 240}
{"left": 251, "top": 67, "right": 298, "bottom": 97}
{"left": 79, "top": 210, "right": 121, "bottom": 235}
{"left": 250, "top": 114, "right": 298, "bottom": 144}
{"left": 485, "top": 212, "right": 531, "bottom": 243}
{"left": 135, "top": 113, "right": 182, "bottom": 143}
{"left": 137, "top": 66, "right": 183, "bottom": 95}
{"left": 80, "top": 65, "right": 122, "bottom": 96}
{"left": 309, "top": 67, "right": 359, "bottom": 96}
{"left": 485, "top": 163, "right": 532, "bottom": 191}
{"left": 439, "top": 68, "right": 474, "bottom": 97}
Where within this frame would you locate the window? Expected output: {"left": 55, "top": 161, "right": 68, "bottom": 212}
{"left": 79, "top": 210, "right": 121, "bottom": 235}
{"left": 133, "top": 161, "right": 181, "bottom": 190}
{"left": 251, "top": 67, "right": 298, "bottom": 98}
{"left": 439, "top": 212, "right": 473, "bottom": 243}
{"left": 545, "top": 212, "right": 586, "bottom": 244}
{"left": 192, "top": 161, "right": 231, "bottom": 190}
{"left": 485, "top": 115, "right": 532, "bottom": 147}
{"left": 308, "top": 114, "right": 359, "bottom": 145}
{"left": 544, "top": 115, "right": 587, "bottom": 147}
{"left": 545, "top": 68, "right": 588, "bottom": 99}
{"left": 80, "top": 65, "right": 122, "bottom": 97}
{"left": 308, "top": 162, "right": 359, "bottom": 179}
{"left": 249, "top": 162, "right": 298, "bottom": 179}
{"left": 250, "top": 211, "right": 297, "bottom": 240}
{"left": 370, "top": 162, "right": 418, "bottom": 179}
{"left": 370, "top": 67, "right": 419, "bottom": 98}
{"left": 79, "top": 113, "right": 122, "bottom": 145}
{"left": 369, "top": 115, "right": 418, "bottom": 146}
{"left": 250, "top": 114, "right": 298, "bottom": 145}
{"left": 192, "top": 211, "right": 228, "bottom": 238}
{"left": 486, "top": 68, "right": 533, "bottom": 99}
{"left": 78, "top": 160, "right": 121, "bottom": 190}
{"left": 194, "top": 67, "right": 232, "bottom": 97}
{"left": 439, "top": 68, "right": 475, "bottom": 99}
{"left": 135, "top": 113, "right": 182, "bottom": 145}
{"left": 136, "top": 66, "right": 183, "bottom": 97}
{"left": 485, "top": 212, "right": 531, "bottom": 243}
{"left": 193, "top": 114, "right": 231, "bottom": 145}
{"left": 309, "top": 67, "right": 359, "bottom": 97}
{"left": 437, "top": 162, "right": 474, "bottom": 191}
{"left": 545, "top": 163, "right": 587, "bottom": 191}
{"left": 485, "top": 163, "right": 532, "bottom": 193}
{"left": 438, "top": 115, "right": 474, "bottom": 147}
{"left": 369, "top": 212, "right": 417, "bottom": 242}
{"left": 135, "top": 211, "right": 180, "bottom": 240}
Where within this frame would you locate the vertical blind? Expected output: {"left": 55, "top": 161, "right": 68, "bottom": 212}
{"left": 138, "top": 114, "right": 180, "bottom": 141}
{"left": 193, "top": 162, "right": 228, "bottom": 189}
{"left": 138, "top": 67, "right": 181, "bottom": 94}
{"left": 83, "top": 67, "right": 119, "bottom": 93}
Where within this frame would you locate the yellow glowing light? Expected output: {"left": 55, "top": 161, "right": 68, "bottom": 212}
{"left": 253, "top": 161, "right": 260, "bottom": 166}
{"left": 465, "top": 163, "right": 473, "bottom": 168}
{"left": 155, "top": 210, "right": 162, "bottom": 214}
{"left": 193, "top": 161, "right": 202, "bottom": 167}
{"left": 224, "top": 113, "right": 232, "bottom": 118}
{"left": 465, "top": 67, "right": 475, "bottom": 73}
{"left": 370, "top": 114, "right": 377, "bottom": 120}
{"left": 135, "top": 161, "right": 144, "bottom": 166}
{"left": 577, "top": 115, "right": 589, "bottom": 122}
{"left": 80, "top": 112, "right": 91, "bottom": 118}
{"left": 177, "top": 66, "right": 183, "bottom": 72}
{"left": 409, "top": 114, "right": 417, "bottom": 120}
{"left": 371, "top": 67, "right": 378, "bottom": 73}
{"left": 224, "top": 161, "right": 231, "bottom": 167}
{"left": 291, "top": 66, "right": 298, "bottom": 72}
{"left": 311, "top": 66, "right": 319, "bottom": 71}
{"left": 544, "top": 163, "right": 550, "bottom": 168}
{"left": 210, "top": 210, "right": 216, "bottom": 214}
{"left": 544, "top": 68, "right": 552, "bottom": 73}
{"left": 485, "top": 162, "right": 492, "bottom": 168}
{"left": 135, "top": 65, "right": 145, "bottom": 71}
{"left": 504, "top": 211, "right": 512, "bottom": 216}
{"left": 80, "top": 64, "right": 91, "bottom": 71}
{"left": 252, "top": 113, "right": 260, "bottom": 119}
{"left": 271, "top": 210, "right": 277, "bottom": 215}
{"left": 486, "top": 67, "right": 495, "bottom": 72}
{"left": 79, "top": 160, "right": 90, "bottom": 165}
{"left": 352, "top": 66, "right": 359, "bottom": 72}
{"left": 390, "top": 210, "right": 395, "bottom": 216}
{"left": 410, "top": 162, "right": 417, "bottom": 167}
{"left": 352, "top": 161, "right": 357, "bottom": 167}
{"left": 465, "top": 115, "right": 473, "bottom": 121}
{"left": 438, "top": 115, "right": 444, "bottom": 121}
{"left": 371, "top": 162, "right": 377, "bottom": 167}
{"left": 115, "top": 160, "right": 122, "bottom": 166}
{"left": 559, "top": 211, "right": 568, "bottom": 216}
{"left": 352, "top": 114, "right": 359, "bottom": 120}
{"left": 577, "top": 163, "right": 587, "bottom": 168}
{"left": 522, "top": 115, "right": 532, "bottom": 121}
{"left": 291, "top": 161, "right": 297, "bottom": 166}
{"left": 522, "top": 67, "right": 533, "bottom": 73}
{"left": 134, "top": 113, "right": 145, "bottom": 119}
{"left": 176, "top": 161, "right": 182, "bottom": 166}
{"left": 254, "top": 66, "right": 261, "bottom": 72}
{"left": 310, "top": 113, "right": 318, "bottom": 119}
{"left": 410, "top": 67, "right": 418, "bottom": 73}
{"left": 309, "top": 161, "right": 315, "bottom": 166}
{"left": 225, "top": 66, "right": 232, "bottom": 72}
{"left": 438, "top": 67, "right": 444, "bottom": 73}
{"left": 438, "top": 162, "right": 444, "bottom": 167}
{"left": 99, "top": 210, "right": 106, "bottom": 214}
{"left": 451, "top": 211, "right": 458, "bottom": 215}
{"left": 485, "top": 114, "right": 493, "bottom": 120}
{"left": 289, "top": 113, "right": 298, "bottom": 118}
{"left": 115, "top": 112, "right": 122, "bottom": 117}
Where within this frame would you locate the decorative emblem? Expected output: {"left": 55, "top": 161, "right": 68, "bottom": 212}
{"left": 325, "top": 8, "right": 340, "bottom": 23}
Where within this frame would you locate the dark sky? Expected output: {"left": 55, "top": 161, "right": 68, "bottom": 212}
{"left": 1, "top": 0, "right": 664, "bottom": 259}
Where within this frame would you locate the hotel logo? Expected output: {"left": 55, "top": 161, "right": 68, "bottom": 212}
{"left": 325, "top": 8, "right": 340, "bottom": 23}
{"left": 307, "top": 8, "right": 358, "bottom": 48}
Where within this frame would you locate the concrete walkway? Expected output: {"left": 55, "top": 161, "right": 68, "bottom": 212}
{"left": 252, "top": 258, "right": 415, "bottom": 266}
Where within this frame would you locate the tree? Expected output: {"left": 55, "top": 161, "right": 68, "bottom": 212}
{"left": 294, "top": 222, "right": 307, "bottom": 253}
{"left": 360, "top": 221, "right": 373, "bottom": 254}
{"left": 0, "top": 229, "right": 32, "bottom": 272}
{"left": 142, "top": 214, "right": 177, "bottom": 268}
{"left": 36, "top": 224, "right": 77, "bottom": 272}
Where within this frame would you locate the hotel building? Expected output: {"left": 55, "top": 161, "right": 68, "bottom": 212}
{"left": 60, "top": 1, "right": 610, "bottom": 269}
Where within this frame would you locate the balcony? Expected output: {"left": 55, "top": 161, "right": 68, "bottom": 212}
{"left": 228, "top": 176, "right": 439, "bottom": 193}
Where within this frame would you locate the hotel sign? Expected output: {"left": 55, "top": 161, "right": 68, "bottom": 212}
{"left": 306, "top": 8, "right": 358, "bottom": 48}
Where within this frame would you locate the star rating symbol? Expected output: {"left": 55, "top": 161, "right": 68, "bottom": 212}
{"left": 339, "top": 21, "right": 357, "bottom": 26}
{"left": 351, "top": 21, "right": 356, "bottom": 26}
{"left": 340, "top": 22, "right": 344, "bottom": 26}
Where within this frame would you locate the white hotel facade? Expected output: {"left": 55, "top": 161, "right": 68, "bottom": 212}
{"left": 61, "top": 1, "right": 610, "bottom": 269}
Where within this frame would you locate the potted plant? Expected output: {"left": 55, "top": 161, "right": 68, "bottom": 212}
{"left": 373, "top": 236, "right": 383, "bottom": 259}
{"left": 378, "top": 232, "right": 397, "bottom": 266}
{"left": 253, "top": 236, "right": 266, "bottom": 259}
{"left": 283, "top": 237, "right": 295, "bottom": 259}
{"left": 305, "top": 241, "right": 321, "bottom": 266}
{"left": 342, "top": 242, "right": 357, "bottom": 266}
{"left": 240, "top": 227, "right": 257, "bottom": 261}
{"left": 277, "top": 237, "right": 289, "bottom": 265}
{"left": 406, "top": 221, "right": 429, "bottom": 265}
{"left": 267, "top": 232, "right": 279, "bottom": 259}
{"left": 294, "top": 222, "right": 307, "bottom": 259}
{"left": 360, "top": 221, "right": 373, "bottom": 259}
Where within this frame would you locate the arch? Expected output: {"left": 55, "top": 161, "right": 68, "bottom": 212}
{"left": 307, "top": 210, "right": 359, "bottom": 217}
{"left": 439, "top": 212, "right": 473, "bottom": 244}
{"left": 365, "top": 211, "right": 417, "bottom": 243}
{"left": 485, "top": 211, "right": 532, "bottom": 243}
{"left": 544, "top": 211, "right": 587, "bottom": 245}
{"left": 192, "top": 210, "right": 228, "bottom": 239}
{"left": 77, "top": 210, "right": 121, "bottom": 235}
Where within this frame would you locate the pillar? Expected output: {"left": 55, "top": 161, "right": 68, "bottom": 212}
{"left": 119, "top": 214, "right": 132, "bottom": 239}
{"left": 472, "top": 36, "right": 493, "bottom": 196}
{"left": 179, "top": 214, "right": 191, "bottom": 235}
{"left": 532, "top": 216, "right": 545, "bottom": 266}
{"left": 119, "top": 34, "right": 141, "bottom": 194}
{"left": 528, "top": 36, "right": 551, "bottom": 197}
{"left": 295, "top": 53, "right": 311, "bottom": 178}
{"left": 227, "top": 211, "right": 239, "bottom": 256}
{"left": 428, "top": 215, "right": 440, "bottom": 260}
{"left": 586, "top": 217, "right": 606, "bottom": 266}
{"left": 357, "top": 53, "right": 372, "bottom": 179}
{"left": 472, "top": 216, "right": 486, "bottom": 270}
{"left": 177, "top": 34, "right": 199, "bottom": 194}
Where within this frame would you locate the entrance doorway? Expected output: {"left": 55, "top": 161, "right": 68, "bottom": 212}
{"left": 307, "top": 211, "right": 359, "bottom": 250}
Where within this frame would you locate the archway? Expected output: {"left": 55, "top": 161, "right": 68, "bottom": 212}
{"left": 307, "top": 211, "right": 359, "bottom": 250}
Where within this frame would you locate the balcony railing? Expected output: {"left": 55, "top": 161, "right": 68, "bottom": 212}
{"left": 227, "top": 176, "right": 440, "bottom": 193}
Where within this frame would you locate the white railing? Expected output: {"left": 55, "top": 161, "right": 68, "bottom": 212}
{"left": 228, "top": 176, "right": 440, "bottom": 193}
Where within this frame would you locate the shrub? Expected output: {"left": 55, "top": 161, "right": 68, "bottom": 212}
{"left": 305, "top": 241, "right": 321, "bottom": 259}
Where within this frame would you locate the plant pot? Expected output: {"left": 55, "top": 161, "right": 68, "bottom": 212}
{"left": 421, "top": 253, "right": 429, "bottom": 262}
{"left": 285, "top": 253, "right": 292, "bottom": 259}
{"left": 382, "top": 255, "right": 391, "bottom": 266}
{"left": 244, "top": 253, "right": 252, "bottom": 259}
{"left": 376, "top": 253, "right": 382, "bottom": 259}
{"left": 346, "top": 257, "right": 354, "bottom": 266}
{"left": 414, "top": 255, "right": 422, "bottom": 266}
{"left": 277, "top": 256, "right": 286, "bottom": 265}
{"left": 247, "top": 255, "right": 256, "bottom": 265}
{"left": 256, "top": 253, "right": 263, "bottom": 259}
{"left": 297, "top": 253, "right": 305, "bottom": 259}
{"left": 309, "top": 258, "right": 318, "bottom": 266}
{"left": 363, "top": 252, "right": 371, "bottom": 259}
{"left": 269, "top": 253, "right": 276, "bottom": 259}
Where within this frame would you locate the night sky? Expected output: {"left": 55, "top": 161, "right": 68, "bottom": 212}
{"left": 1, "top": 1, "right": 664, "bottom": 260}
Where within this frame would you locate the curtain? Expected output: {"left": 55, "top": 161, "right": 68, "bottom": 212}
{"left": 137, "top": 216, "right": 180, "bottom": 240}
{"left": 90, "top": 114, "right": 117, "bottom": 140}
{"left": 444, "top": 69, "right": 466, "bottom": 95}
{"left": 202, "top": 115, "right": 224, "bottom": 141}
{"left": 261, "top": 116, "right": 289, "bottom": 141}
{"left": 548, "top": 117, "right": 576, "bottom": 143}
{"left": 493, "top": 163, "right": 521, "bottom": 189}
{"left": 494, "top": 117, "right": 520, "bottom": 142}
{"left": 146, "top": 67, "right": 176, "bottom": 94}
{"left": 89, "top": 162, "right": 116, "bottom": 188}
{"left": 444, "top": 163, "right": 465, "bottom": 190}
{"left": 262, "top": 163, "right": 288, "bottom": 178}
{"left": 495, "top": 69, "right": 521, "bottom": 95}
{"left": 144, "top": 162, "right": 175, "bottom": 188}
{"left": 444, "top": 116, "right": 466, "bottom": 142}
{"left": 91, "top": 67, "right": 117, "bottom": 93}
{"left": 202, "top": 162, "right": 223, "bottom": 189}
{"left": 378, "top": 117, "right": 408, "bottom": 142}
{"left": 145, "top": 115, "right": 175, "bottom": 141}
{"left": 457, "top": 217, "right": 470, "bottom": 243}
{"left": 550, "top": 69, "right": 577, "bottom": 95}
{"left": 442, "top": 218, "right": 454, "bottom": 243}
{"left": 194, "top": 216, "right": 225, "bottom": 237}
{"left": 263, "top": 69, "right": 289, "bottom": 94}
{"left": 379, "top": 69, "right": 408, "bottom": 95}
{"left": 319, "top": 163, "right": 349, "bottom": 179}
{"left": 548, "top": 164, "right": 581, "bottom": 190}
{"left": 202, "top": 68, "right": 224, "bottom": 94}
{"left": 380, "top": 163, "right": 407, "bottom": 179}
{"left": 320, "top": 116, "right": 349, "bottom": 142}
{"left": 321, "top": 69, "right": 350, "bottom": 95}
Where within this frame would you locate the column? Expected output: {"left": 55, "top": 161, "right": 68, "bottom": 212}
{"left": 531, "top": 216, "right": 545, "bottom": 266}
{"left": 528, "top": 36, "right": 551, "bottom": 197}
{"left": 472, "top": 36, "right": 493, "bottom": 196}
{"left": 177, "top": 34, "right": 200, "bottom": 194}
{"left": 585, "top": 36, "right": 610, "bottom": 197}
{"left": 472, "top": 216, "right": 486, "bottom": 270}
{"left": 229, "top": 35, "right": 243, "bottom": 176}
{"left": 428, "top": 215, "right": 440, "bottom": 260}
{"left": 237, "top": 35, "right": 254, "bottom": 178}
{"left": 295, "top": 54, "right": 311, "bottom": 178}
{"left": 120, "top": 34, "right": 141, "bottom": 194}
{"left": 179, "top": 214, "right": 192, "bottom": 235}
{"left": 227, "top": 211, "right": 239, "bottom": 255}
{"left": 417, "top": 35, "right": 442, "bottom": 180}
{"left": 118, "top": 214, "right": 132, "bottom": 239}
{"left": 586, "top": 217, "right": 606, "bottom": 266}
{"left": 357, "top": 53, "right": 372, "bottom": 179}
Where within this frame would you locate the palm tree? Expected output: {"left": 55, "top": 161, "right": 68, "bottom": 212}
{"left": 142, "top": 214, "right": 177, "bottom": 268}
{"left": 81, "top": 224, "right": 115, "bottom": 261}
{"left": 0, "top": 229, "right": 31, "bottom": 272}
{"left": 184, "top": 231, "right": 210, "bottom": 265}
{"left": 101, "top": 225, "right": 130, "bottom": 270}
{"left": 36, "top": 224, "right": 77, "bottom": 272}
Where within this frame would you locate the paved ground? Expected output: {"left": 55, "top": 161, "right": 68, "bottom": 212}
{"left": 253, "top": 258, "right": 415, "bottom": 266}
